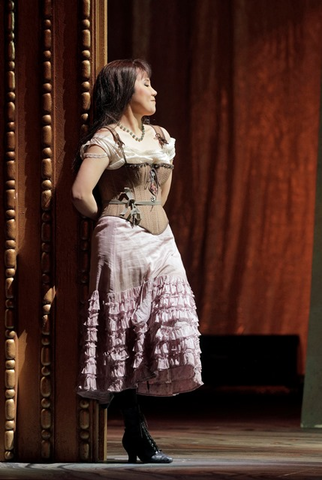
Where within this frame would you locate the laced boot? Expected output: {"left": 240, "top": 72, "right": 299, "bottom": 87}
{"left": 122, "top": 405, "right": 173, "bottom": 463}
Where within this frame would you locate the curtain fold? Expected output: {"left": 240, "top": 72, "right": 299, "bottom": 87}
{"left": 109, "top": 0, "right": 322, "bottom": 373}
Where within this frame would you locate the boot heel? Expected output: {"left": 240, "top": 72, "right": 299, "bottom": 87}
{"left": 122, "top": 405, "right": 173, "bottom": 464}
{"left": 123, "top": 434, "right": 137, "bottom": 463}
{"left": 127, "top": 452, "right": 137, "bottom": 463}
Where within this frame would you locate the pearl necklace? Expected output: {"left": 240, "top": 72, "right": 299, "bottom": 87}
{"left": 117, "top": 121, "right": 145, "bottom": 142}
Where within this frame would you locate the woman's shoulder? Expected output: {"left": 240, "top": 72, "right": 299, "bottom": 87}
{"left": 144, "top": 125, "right": 175, "bottom": 163}
{"left": 149, "top": 124, "right": 171, "bottom": 142}
{"left": 95, "top": 125, "right": 121, "bottom": 144}
{"left": 80, "top": 126, "right": 124, "bottom": 161}
{"left": 148, "top": 124, "right": 175, "bottom": 153}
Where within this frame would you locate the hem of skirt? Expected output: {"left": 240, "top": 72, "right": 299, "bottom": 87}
{"left": 76, "top": 380, "right": 204, "bottom": 405}
{"left": 137, "top": 381, "right": 204, "bottom": 397}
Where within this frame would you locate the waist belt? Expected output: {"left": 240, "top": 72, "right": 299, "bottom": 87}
{"left": 109, "top": 200, "right": 161, "bottom": 206}
{"left": 107, "top": 189, "right": 161, "bottom": 226}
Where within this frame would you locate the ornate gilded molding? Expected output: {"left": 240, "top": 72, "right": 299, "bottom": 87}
{"left": 40, "top": 0, "right": 54, "bottom": 460}
{"left": 4, "top": 0, "right": 17, "bottom": 462}
{"left": 78, "top": 0, "right": 92, "bottom": 461}
{"left": 77, "top": 0, "right": 108, "bottom": 462}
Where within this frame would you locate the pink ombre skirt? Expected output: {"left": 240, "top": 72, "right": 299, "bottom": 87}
{"left": 77, "top": 216, "right": 203, "bottom": 404}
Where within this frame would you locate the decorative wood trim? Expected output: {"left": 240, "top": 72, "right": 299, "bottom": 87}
{"left": 77, "top": 0, "right": 108, "bottom": 462}
{"left": 94, "top": 0, "right": 108, "bottom": 75}
{"left": 40, "top": 0, "right": 54, "bottom": 460}
{"left": 4, "top": 0, "right": 17, "bottom": 462}
{"left": 78, "top": 0, "right": 93, "bottom": 461}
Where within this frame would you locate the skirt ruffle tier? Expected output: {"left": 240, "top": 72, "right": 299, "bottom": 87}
{"left": 77, "top": 275, "right": 203, "bottom": 404}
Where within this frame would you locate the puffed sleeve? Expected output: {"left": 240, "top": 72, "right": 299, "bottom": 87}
{"left": 80, "top": 136, "right": 115, "bottom": 159}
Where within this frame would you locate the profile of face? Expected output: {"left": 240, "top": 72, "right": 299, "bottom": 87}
{"left": 129, "top": 70, "right": 157, "bottom": 117}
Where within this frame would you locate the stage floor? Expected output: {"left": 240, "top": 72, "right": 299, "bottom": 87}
{"left": 1, "top": 388, "right": 322, "bottom": 479}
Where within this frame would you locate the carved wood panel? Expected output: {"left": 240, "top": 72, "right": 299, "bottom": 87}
{"left": 40, "top": 0, "right": 54, "bottom": 460}
{"left": 0, "top": 0, "right": 107, "bottom": 462}
{"left": 78, "top": 0, "right": 93, "bottom": 461}
{"left": 3, "top": 0, "right": 17, "bottom": 462}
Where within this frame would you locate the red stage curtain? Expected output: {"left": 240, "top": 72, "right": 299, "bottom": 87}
{"left": 108, "top": 0, "right": 322, "bottom": 373}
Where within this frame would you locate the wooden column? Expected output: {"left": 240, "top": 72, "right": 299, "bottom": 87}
{"left": 0, "top": 0, "right": 107, "bottom": 462}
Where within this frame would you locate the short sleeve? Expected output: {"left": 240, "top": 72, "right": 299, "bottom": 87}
{"left": 80, "top": 135, "right": 125, "bottom": 169}
{"left": 80, "top": 136, "right": 115, "bottom": 159}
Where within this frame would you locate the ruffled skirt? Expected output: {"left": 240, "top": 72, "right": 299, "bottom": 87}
{"left": 77, "top": 216, "right": 203, "bottom": 404}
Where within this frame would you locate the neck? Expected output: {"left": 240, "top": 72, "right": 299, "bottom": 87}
{"left": 117, "top": 114, "right": 146, "bottom": 142}
{"left": 118, "top": 111, "right": 143, "bottom": 134}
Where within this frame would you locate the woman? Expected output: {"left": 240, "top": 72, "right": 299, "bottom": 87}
{"left": 72, "top": 59, "right": 203, "bottom": 464}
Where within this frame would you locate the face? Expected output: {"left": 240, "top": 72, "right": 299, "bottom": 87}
{"left": 129, "top": 71, "right": 157, "bottom": 117}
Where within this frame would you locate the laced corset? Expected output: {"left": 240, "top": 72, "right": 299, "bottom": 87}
{"left": 80, "top": 126, "right": 175, "bottom": 235}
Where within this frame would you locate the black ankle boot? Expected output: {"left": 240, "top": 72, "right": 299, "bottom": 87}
{"left": 122, "top": 406, "right": 173, "bottom": 464}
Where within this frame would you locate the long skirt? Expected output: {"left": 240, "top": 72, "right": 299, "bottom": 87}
{"left": 77, "top": 216, "right": 203, "bottom": 405}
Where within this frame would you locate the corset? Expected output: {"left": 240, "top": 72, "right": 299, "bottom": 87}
{"left": 81, "top": 128, "right": 176, "bottom": 234}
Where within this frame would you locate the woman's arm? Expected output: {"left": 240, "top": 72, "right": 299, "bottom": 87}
{"left": 71, "top": 146, "right": 110, "bottom": 220}
{"left": 161, "top": 171, "right": 173, "bottom": 206}
{"left": 159, "top": 127, "right": 174, "bottom": 206}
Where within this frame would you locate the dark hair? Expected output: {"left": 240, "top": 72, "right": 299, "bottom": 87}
{"left": 73, "top": 58, "right": 152, "bottom": 172}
